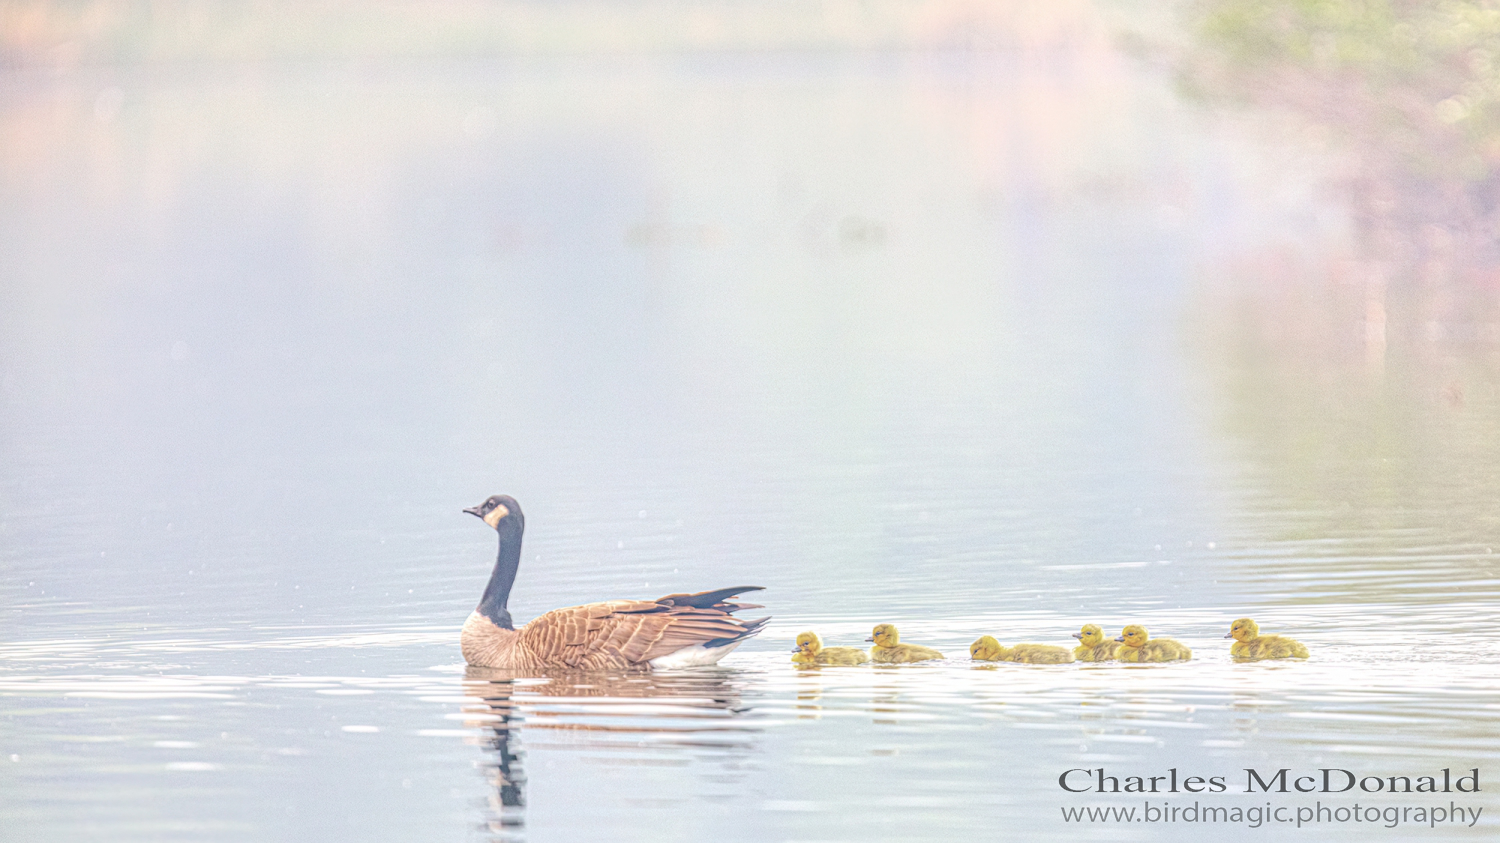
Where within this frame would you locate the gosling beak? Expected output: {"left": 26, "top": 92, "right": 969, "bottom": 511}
{"left": 865, "top": 636, "right": 874, "bottom": 642}
{"left": 1115, "top": 636, "right": 1125, "bottom": 642}
{"left": 1070, "top": 632, "right": 1083, "bottom": 639}
{"left": 790, "top": 647, "right": 802, "bottom": 653}
{"left": 1224, "top": 632, "right": 1235, "bottom": 638}
{"left": 463, "top": 505, "right": 484, "bottom": 517}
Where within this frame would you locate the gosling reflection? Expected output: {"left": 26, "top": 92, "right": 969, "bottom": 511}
{"left": 794, "top": 670, "right": 825, "bottom": 720}
{"left": 461, "top": 667, "right": 755, "bottom": 840}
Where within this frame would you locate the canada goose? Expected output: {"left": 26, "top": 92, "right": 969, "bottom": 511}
{"left": 1071, "top": 624, "right": 1120, "bottom": 662}
{"left": 866, "top": 624, "right": 943, "bottom": 663}
{"left": 1226, "top": 618, "right": 1308, "bottom": 660}
{"left": 1115, "top": 624, "right": 1192, "bottom": 662}
{"left": 460, "top": 495, "right": 769, "bottom": 669}
{"left": 791, "top": 631, "right": 868, "bottom": 665}
{"left": 969, "top": 635, "right": 1074, "bottom": 664}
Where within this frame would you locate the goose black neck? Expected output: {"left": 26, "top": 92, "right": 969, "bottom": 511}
{"left": 477, "top": 519, "right": 522, "bottom": 630}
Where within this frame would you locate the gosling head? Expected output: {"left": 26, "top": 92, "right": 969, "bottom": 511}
{"left": 793, "top": 631, "right": 824, "bottom": 656}
{"left": 464, "top": 494, "right": 524, "bottom": 532}
{"left": 1226, "top": 618, "right": 1259, "bottom": 641}
{"left": 1116, "top": 624, "right": 1148, "bottom": 648}
{"left": 970, "top": 635, "right": 1003, "bottom": 661}
{"left": 1072, "top": 624, "right": 1105, "bottom": 647}
{"left": 867, "top": 624, "right": 899, "bottom": 648}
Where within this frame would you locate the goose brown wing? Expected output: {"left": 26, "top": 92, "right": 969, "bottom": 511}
{"left": 519, "top": 594, "right": 768, "bottom": 667}
{"left": 652, "top": 586, "right": 765, "bottom": 611}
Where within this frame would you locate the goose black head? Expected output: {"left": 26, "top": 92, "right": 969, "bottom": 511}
{"left": 464, "top": 495, "right": 525, "bottom": 531}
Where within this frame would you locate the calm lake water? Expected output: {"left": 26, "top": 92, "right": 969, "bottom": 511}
{"left": 3, "top": 3, "right": 1499, "bottom": 841}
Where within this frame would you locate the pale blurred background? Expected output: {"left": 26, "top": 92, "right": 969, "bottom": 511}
{"left": 3, "top": 2, "right": 1499, "bottom": 842}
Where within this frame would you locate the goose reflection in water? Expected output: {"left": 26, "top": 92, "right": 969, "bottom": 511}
{"left": 461, "top": 667, "right": 757, "bottom": 840}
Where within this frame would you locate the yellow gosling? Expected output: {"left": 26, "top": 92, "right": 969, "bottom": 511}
{"left": 866, "top": 624, "right": 944, "bottom": 663}
{"left": 791, "top": 631, "right": 869, "bottom": 665}
{"left": 970, "top": 635, "right": 1074, "bottom": 664}
{"left": 1226, "top": 618, "right": 1308, "bottom": 660}
{"left": 1071, "top": 624, "right": 1120, "bottom": 662}
{"left": 1115, "top": 625, "right": 1192, "bottom": 663}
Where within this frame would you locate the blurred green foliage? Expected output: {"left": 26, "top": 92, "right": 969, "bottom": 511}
{"left": 1181, "top": 4, "right": 1500, "bottom": 573}
{"left": 1181, "top": 1, "right": 1500, "bottom": 238}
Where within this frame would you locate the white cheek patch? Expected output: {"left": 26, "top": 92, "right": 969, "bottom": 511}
{"left": 483, "top": 504, "right": 510, "bottom": 529}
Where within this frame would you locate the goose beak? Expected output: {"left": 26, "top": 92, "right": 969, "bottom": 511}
{"left": 1115, "top": 636, "right": 1125, "bottom": 642}
{"left": 865, "top": 636, "right": 874, "bottom": 642}
{"left": 1070, "top": 632, "right": 1083, "bottom": 639}
{"left": 463, "top": 506, "right": 484, "bottom": 517}
{"left": 790, "top": 647, "right": 801, "bottom": 653}
{"left": 1224, "top": 632, "right": 1234, "bottom": 638}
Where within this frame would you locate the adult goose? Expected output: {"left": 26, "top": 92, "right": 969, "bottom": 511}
{"left": 460, "top": 495, "right": 770, "bottom": 670}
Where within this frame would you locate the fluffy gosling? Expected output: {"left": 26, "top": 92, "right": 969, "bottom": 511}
{"left": 970, "top": 635, "right": 1074, "bottom": 664}
{"left": 1115, "top": 624, "right": 1192, "bottom": 662}
{"left": 866, "top": 624, "right": 944, "bottom": 663}
{"left": 1226, "top": 618, "right": 1308, "bottom": 660}
{"left": 1071, "top": 624, "right": 1120, "bottom": 662}
{"left": 791, "top": 631, "right": 869, "bottom": 665}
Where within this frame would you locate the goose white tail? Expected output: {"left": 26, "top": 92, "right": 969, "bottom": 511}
{"left": 649, "top": 640, "right": 745, "bottom": 669}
